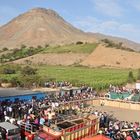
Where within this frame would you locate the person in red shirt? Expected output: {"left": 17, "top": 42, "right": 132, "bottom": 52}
{"left": 126, "top": 132, "right": 132, "bottom": 140}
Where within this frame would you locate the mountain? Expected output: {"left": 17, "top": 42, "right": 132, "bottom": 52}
{"left": 0, "top": 8, "right": 96, "bottom": 49}
{"left": 0, "top": 7, "right": 140, "bottom": 53}
{"left": 89, "top": 33, "right": 140, "bottom": 51}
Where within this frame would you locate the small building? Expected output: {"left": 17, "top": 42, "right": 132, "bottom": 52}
{"left": 60, "top": 86, "right": 81, "bottom": 96}
{"left": 33, "top": 86, "right": 81, "bottom": 98}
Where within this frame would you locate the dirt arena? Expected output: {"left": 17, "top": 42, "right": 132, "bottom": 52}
{"left": 94, "top": 105, "right": 140, "bottom": 122}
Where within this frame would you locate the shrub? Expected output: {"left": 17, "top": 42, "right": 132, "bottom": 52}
{"left": 2, "top": 47, "right": 8, "bottom": 51}
{"left": 3, "top": 68, "right": 16, "bottom": 74}
{"left": 21, "top": 66, "right": 37, "bottom": 76}
{"left": 45, "top": 44, "right": 49, "bottom": 48}
{"left": 21, "top": 44, "right": 27, "bottom": 49}
{"left": 127, "top": 71, "right": 135, "bottom": 83}
{"left": 137, "top": 69, "right": 140, "bottom": 80}
{"left": 76, "top": 41, "right": 83, "bottom": 45}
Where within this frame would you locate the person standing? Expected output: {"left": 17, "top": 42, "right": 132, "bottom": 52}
{"left": 47, "top": 110, "right": 53, "bottom": 127}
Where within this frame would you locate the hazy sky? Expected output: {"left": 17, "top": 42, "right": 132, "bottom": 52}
{"left": 0, "top": 0, "right": 140, "bottom": 43}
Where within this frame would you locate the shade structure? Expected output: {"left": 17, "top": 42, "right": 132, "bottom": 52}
{"left": 82, "top": 135, "right": 111, "bottom": 140}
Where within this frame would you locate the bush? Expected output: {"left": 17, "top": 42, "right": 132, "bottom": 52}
{"left": 3, "top": 68, "right": 15, "bottom": 74}
{"left": 45, "top": 44, "right": 49, "bottom": 48}
{"left": 2, "top": 47, "right": 8, "bottom": 51}
{"left": 76, "top": 41, "right": 84, "bottom": 45}
{"left": 21, "top": 66, "right": 37, "bottom": 76}
{"left": 21, "top": 44, "right": 27, "bottom": 49}
{"left": 127, "top": 71, "right": 135, "bottom": 83}
{"left": 137, "top": 69, "right": 140, "bottom": 80}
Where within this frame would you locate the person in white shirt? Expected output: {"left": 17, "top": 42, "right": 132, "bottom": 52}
{"left": 10, "top": 118, "right": 15, "bottom": 124}
{"left": 5, "top": 116, "right": 10, "bottom": 122}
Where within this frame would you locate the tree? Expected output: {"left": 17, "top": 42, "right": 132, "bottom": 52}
{"left": 137, "top": 69, "right": 140, "bottom": 80}
{"left": 127, "top": 71, "right": 135, "bottom": 83}
{"left": 21, "top": 66, "right": 37, "bottom": 76}
{"left": 10, "top": 77, "right": 20, "bottom": 87}
{"left": 18, "top": 74, "right": 42, "bottom": 88}
{"left": 2, "top": 47, "right": 8, "bottom": 51}
{"left": 76, "top": 41, "right": 83, "bottom": 45}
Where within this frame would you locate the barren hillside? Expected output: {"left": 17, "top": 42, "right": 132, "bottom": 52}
{"left": 81, "top": 45, "right": 140, "bottom": 69}
{"left": 11, "top": 53, "right": 88, "bottom": 66}
{"left": 0, "top": 8, "right": 96, "bottom": 49}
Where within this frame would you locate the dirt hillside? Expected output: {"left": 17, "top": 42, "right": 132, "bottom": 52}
{"left": 12, "top": 53, "right": 88, "bottom": 66}
{"left": 0, "top": 8, "right": 96, "bottom": 49}
{"left": 81, "top": 45, "right": 140, "bottom": 69}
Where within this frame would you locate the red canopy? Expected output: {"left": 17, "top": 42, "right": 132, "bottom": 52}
{"left": 82, "top": 135, "right": 111, "bottom": 140}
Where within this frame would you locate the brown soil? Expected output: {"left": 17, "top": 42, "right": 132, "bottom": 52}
{"left": 12, "top": 53, "right": 87, "bottom": 66}
{"left": 94, "top": 105, "right": 140, "bottom": 122}
{"left": 81, "top": 45, "right": 140, "bottom": 69}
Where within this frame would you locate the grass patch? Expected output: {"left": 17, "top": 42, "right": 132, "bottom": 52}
{"left": 42, "top": 43, "right": 97, "bottom": 54}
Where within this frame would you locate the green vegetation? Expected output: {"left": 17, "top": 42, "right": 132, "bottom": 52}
{"left": 42, "top": 43, "right": 97, "bottom": 54}
{"left": 101, "top": 38, "right": 135, "bottom": 52}
{"left": 37, "top": 66, "right": 136, "bottom": 90}
{"left": 0, "top": 64, "right": 134, "bottom": 90}
{"left": 137, "top": 69, "right": 140, "bottom": 80}
{"left": 0, "top": 43, "right": 97, "bottom": 63}
{"left": 127, "top": 71, "right": 135, "bottom": 83}
{"left": 2, "top": 47, "right": 9, "bottom": 51}
{"left": 21, "top": 66, "right": 37, "bottom": 76}
{"left": 0, "top": 46, "right": 43, "bottom": 63}
{"left": 0, "top": 65, "right": 139, "bottom": 90}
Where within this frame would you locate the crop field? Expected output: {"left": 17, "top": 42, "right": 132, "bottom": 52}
{"left": 37, "top": 65, "right": 136, "bottom": 90}
{"left": 0, "top": 64, "right": 137, "bottom": 90}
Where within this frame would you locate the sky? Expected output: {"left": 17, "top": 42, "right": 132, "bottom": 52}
{"left": 0, "top": 0, "right": 140, "bottom": 43}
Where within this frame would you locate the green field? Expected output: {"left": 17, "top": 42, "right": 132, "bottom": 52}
{"left": 36, "top": 65, "right": 136, "bottom": 90}
{"left": 42, "top": 43, "right": 97, "bottom": 54}
{"left": 0, "top": 65, "right": 137, "bottom": 90}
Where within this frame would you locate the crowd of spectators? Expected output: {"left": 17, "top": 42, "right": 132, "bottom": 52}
{"left": 93, "top": 110, "right": 140, "bottom": 140}
{"left": 0, "top": 82, "right": 140, "bottom": 140}
{"left": 0, "top": 83, "right": 95, "bottom": 126}
{"left": 109, "top": 84, "right": 140, "bottom": 95}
